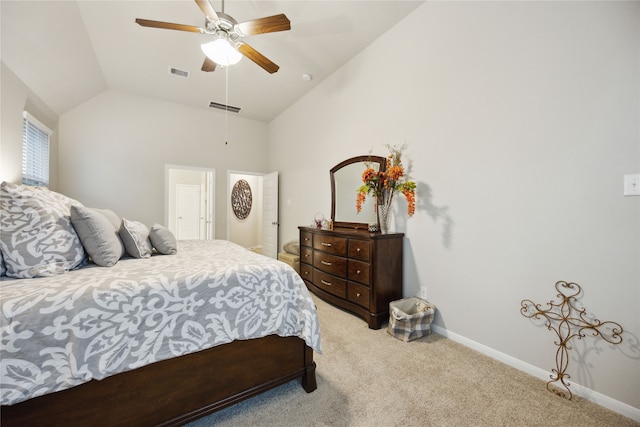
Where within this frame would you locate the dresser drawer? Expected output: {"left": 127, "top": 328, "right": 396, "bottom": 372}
{"left": 300, "top": 246, "right": 313, "bottom": 265}
{"left": 300, "top": 231, "right": 313, "bottom": 248}
{"left": 300, "top": 262, "right": 313, "bottom": 283}
{"left": 348, "top": 282, "right": 370, "bottom": 309}
{"left": 314, "top": 269, "right": 346, "bottom": 298}
{"left": 313, "top": 234, "right": 347, "bottom": 256}
{"left": 348, "top": 259, "right": 370, "bottom": 285}
{"left": 348, "top": 239, "right": 370, "bottom": 261}
{"left": 313, "top": 251, "right": 346, "bottom": 277}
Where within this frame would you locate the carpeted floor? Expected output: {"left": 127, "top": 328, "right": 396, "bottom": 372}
{"left": 186, "top": 295, "right": 638, "bottom": 426}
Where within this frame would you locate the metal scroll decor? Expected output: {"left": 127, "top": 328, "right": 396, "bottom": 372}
{"left": 520, "top": 281, "right": 623, "bottom": 400}
{"left": 231, "top": 179, "right": 252, "bottom": 220}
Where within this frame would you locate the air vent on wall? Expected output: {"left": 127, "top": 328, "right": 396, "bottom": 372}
{"left": 209, "top": 101, "right": 241, "bottom": 114}
{"left": 169, "top": 67, "right": 190, "bottom": 78}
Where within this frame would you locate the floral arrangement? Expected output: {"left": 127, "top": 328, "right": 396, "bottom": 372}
{"left": 356, "top": 144, "right": 416, "bottom": 226}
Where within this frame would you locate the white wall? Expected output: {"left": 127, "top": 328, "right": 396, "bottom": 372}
{"left": 1, "top": 62, "right": 60, "bottom": 188}
{"left": 268, "top": 1, "right": 639, "bottom": 413}
{"left": 58, "top": 89, "right": 268, "bottom": 237}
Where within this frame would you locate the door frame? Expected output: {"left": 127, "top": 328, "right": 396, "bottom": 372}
{"left": 165, "top": 164, "right": 215, "bottom": 240}
{"left": 261, "top": 171, "right": 279, "bottom": 260}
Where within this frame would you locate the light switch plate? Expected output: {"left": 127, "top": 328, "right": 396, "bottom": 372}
{"left": 623, "top": 174, "right": 640, "bottom": 196}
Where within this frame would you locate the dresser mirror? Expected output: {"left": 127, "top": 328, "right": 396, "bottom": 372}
{"left": 330, "top": 155, "right": 386, "bottom": 229}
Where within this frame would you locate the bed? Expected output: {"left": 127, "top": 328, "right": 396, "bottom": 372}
{"left": 0, "top": 182, "right": 321, "bottom": 426}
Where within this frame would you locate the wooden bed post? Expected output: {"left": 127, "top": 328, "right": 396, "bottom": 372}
{"left": 302, "top": 344, "right": 318, "bottom": 392}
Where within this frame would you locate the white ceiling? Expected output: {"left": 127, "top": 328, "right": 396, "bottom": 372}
{"left": 1, "top": 0, "right": 424, "bottom": 122}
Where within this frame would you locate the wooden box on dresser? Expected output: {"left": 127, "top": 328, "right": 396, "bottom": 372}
{"left": 299, "top": 226, "right": 403, "bottom": 329}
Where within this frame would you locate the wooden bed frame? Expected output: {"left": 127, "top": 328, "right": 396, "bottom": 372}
{"left": 1, "top": 334, "right": 316, "bottom": 426}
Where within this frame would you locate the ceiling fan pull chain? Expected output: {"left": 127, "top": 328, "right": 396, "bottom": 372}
{"left": 225, "top": 64, "right": 229, "bottom": 145}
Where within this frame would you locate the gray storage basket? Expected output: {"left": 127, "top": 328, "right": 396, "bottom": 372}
{"left": 387, "top": 297, "right": 436, "bottom": 342}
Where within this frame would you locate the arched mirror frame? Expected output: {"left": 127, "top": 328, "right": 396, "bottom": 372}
{"left": 330, "top": 155, "right": 386, "bottom": 229}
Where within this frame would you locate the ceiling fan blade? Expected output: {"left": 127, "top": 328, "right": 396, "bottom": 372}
{"left": 236, "top": 14, "right": 291, "bottom": 36}
{"left": 201, "top": 57, "right": 217, "bottom": 72}
{"left": 135, "top": 18, "right": 202, "bottom": 33}
{"left": 194, "top": 0, "right": 219, "bottom": 22}
{"left": 237, "top": 43, "right": 279, "bottom": 74}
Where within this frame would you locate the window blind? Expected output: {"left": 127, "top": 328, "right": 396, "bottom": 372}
{"left": 22, "top": 111, "right": 51, "bottom": 187}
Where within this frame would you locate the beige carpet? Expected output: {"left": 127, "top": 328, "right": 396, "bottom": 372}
{"left": 186, "top": 295, "right": 638, "bottom": 427}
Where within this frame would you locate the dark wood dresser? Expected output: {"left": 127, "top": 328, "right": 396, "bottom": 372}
{"left": 298, "top": 226, "right": 403, "bottom": 329}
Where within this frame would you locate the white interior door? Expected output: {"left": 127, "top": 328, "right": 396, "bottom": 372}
{"left": 177, "top": 184, "right": 201, "bottom": 240}
{"left": 166, "top": 166, "right": 215, "bottom": 240}
{"left": 262, "top": 172, "right": 279, "bottom": 259}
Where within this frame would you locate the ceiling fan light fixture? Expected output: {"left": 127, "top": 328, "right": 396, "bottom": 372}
{"left": 136, "top": 1, "right": 290, "bottom": 74}
{"left": 201, "top": 36, "right": 242, "bottom": 66}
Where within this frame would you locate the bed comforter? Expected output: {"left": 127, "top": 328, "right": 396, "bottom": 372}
{"left": 0, "top": 240, "right": 321, "bottom": 406}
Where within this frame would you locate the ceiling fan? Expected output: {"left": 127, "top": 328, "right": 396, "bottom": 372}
{"left": 135, "top": 0, "right": 290, "bottom": 74}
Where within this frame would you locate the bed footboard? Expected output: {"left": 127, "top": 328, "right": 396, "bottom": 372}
{"left": 1, "top": 335, "right": 316, "bottom": 427}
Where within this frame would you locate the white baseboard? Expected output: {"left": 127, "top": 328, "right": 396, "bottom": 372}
{"left": 430, "top": 324, "right": 640, "bottom": 423}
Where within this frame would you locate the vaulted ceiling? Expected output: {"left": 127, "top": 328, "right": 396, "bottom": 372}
{"left": 1, "top": 1, "right": 424, "bottom": 122}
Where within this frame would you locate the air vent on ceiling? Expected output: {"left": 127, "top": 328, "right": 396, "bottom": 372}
{"left": 169, "top": 67, "right": 190, "bottom": 78}
{"left": 209, "top": 101, "right": 241, "bottom": 114}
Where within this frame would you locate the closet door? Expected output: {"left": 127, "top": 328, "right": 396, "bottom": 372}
{"left": 177, "top": 184, "right": 202, "bottom": 240}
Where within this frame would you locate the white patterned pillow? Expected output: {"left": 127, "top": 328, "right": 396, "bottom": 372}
{"left": 119, "top": 218, "right": 153, "bottom": 258}
{"left": 0, "top": 182, "right": 86, "bottom": 278}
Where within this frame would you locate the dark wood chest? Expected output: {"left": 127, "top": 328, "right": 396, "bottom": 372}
{"left": 299, "top": 226, "right": 403, "bottom": 329}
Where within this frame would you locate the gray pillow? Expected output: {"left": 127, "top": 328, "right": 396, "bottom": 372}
{"left": 1, "top": 250, "right": 5, "bottom": 277}
{"left": 149, "top": 223, "right": 178, "bottom": 255}
{"left": 0, "top": 182, "right": 85, "bottom": 278}
{"left": 70, "top": 206, "right": 124, "bottom": 267}
{"left": 92, "top": 208, "right": 121, "bottom": 231}
{"left": 283, "top": 240, "right": 300, "bottom": 255}
{"left": 119, "top": 218, "right": 153, "bottom": 258}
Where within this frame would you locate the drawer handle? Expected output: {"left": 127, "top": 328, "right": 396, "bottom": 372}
{"left": 356, "top": 292, "right": 361, "bottom": 297}
{"left": 321, "top": 260, "right": 332, "bottom": 266}
{"left": 321, "top": 242, "right": 332, "bottom": 247}
{"left": 303, "top": 271, "right": 309, "bottom": 276}
{"left": 356, "top": 248, "right": 361, "bottom": 252}
{"left": 304, "top": 254, "right": 310, "bottom": 258}
{"left": 356, "top": 269, "right": 361, "bottom": 274}
{"left": 321, "top": 279, "right": 332, "bottom": 286}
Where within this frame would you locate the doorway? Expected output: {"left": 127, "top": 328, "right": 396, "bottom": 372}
{"left": 227, "top": 171, "right": 278, "bottom": 258}
{"left": 165, "top": 165, "right": 215, "bottom": 240}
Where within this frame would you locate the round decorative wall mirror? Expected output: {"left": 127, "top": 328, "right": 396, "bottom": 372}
{"left": 231, "top": 179, "right": 252, "bottom": 219}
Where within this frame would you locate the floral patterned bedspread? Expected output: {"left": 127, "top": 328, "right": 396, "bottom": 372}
{"left": 0, "top": 240, "right": 321, "bottom": 406}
